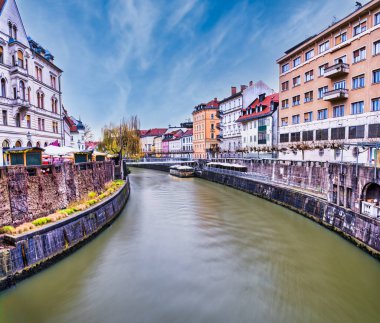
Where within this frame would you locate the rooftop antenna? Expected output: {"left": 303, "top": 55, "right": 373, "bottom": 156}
{"left": 355, "top": 2, "right": 362, "bottom": 10}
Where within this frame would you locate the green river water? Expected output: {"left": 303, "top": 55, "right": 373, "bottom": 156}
{"left": 0, "top": 167, "right": 379, "bottom": 323}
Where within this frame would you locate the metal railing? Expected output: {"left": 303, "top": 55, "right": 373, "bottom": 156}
{"left": 203, "top": 166, "right": 270, "bottom": 181}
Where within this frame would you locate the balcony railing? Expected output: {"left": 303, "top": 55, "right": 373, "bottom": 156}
{"left": 323, "top": 88, "right": 348, "bottom": 101}
{"left": 324, "top": 63, "right": 349, "bottom": 78}
{"left": 361, "top": 201, "right": 380, "bottom": 218}
{"left": 10, "top": 64, "right": 28, "bottom": 75}
{"left": 216, "top": 134, "right": 223, "bottom": 140}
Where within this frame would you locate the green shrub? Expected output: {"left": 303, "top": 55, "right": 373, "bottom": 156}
{"left": 0, "top": 226, "right": 15, "bottom": 234}
{"left": 88, "top": 191, "right": 98, "bottom": 199}
{"left": 98, "top": 193, "right": 106, "bottom": 200}
{"left": 59, "top": 208, "right": 75, "bottom": 216}
{"left": 32, "top": 217, "right": 52, "bottom": 226}
{"left": 87, "top": 199, "right": 97, "bottom": 206}
{"left": 113, "top": 179, "right": 124, "bottom": 186}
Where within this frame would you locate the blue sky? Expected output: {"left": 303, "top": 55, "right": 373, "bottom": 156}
{"left": 18, "top": 0, "right": 368, "bottom": 137}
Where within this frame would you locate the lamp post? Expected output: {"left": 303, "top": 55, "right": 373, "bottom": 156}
{"left": 26, "top": 131, "right": 32, "bottom": 147}
{"left": 77, "top": 139, "right": 81, "bottom": 151}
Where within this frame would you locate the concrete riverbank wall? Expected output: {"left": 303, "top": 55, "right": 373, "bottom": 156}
{"left": 0, "top": 179, "right": 130, "bottom": 290}
{"left": 199, "top": 169, "right": 380, "bottom": 258}
{"left": 0, "top": 161, "right": 114, "bottom": 227}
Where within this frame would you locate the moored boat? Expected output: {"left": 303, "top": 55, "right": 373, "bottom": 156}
{"left": 169, "top": 165, "right": 195, "bottom": 178}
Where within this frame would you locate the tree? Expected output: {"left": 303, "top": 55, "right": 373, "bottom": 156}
{"left": 98, "top": 115, "right": 142, "bottom": 158}
{"left": 83, "top": 123, "right": 94, "bottom": 142}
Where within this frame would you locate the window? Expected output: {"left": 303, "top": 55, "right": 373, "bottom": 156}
{"left": 281, "top": 81, "right": 289, "bottom": 91}
{"left": 304, "top": 112, "right": 313, "bottom": 122}
{"left": 316, "top": 129, "right": 329, "bottom": 141}
{"left": 353, "top": 47, "right": 366, "bottom": 63}
{"left": 281, "top": 63, "right": 290, "bottom": 73}
{"left": 304, "top": 91, "right": 313, "bottom": 103}
{"left": 335, "top": 32, "right": 347, "bottom": 45}
{"left": 351, "top": 101, "right": 364, "bottom": 114}
{"left": 319, "top": 64, "right": 328, "bottom": 76}
{"left": 35, "top": 66, "right": 43, "bottom": 81}
{"left": 281, "top": 117, "right": 288, "bottom": 126}
{"left": 50, "top": 75, "right": 57, "bottom": 89}
{"left": 368, "top": 124, "right": 380, "bottom": 138}
{"left": 333, "top": 105, "right": 344, "bottom": 117}
{"left": 318, "top": 86, "right": 328, "bottom": 99}
{"left": 13, "top": 87, "right": 16, "bottom": 99}
{"left": 305, "top": 70, "right": 314, "bottom": 82}
{"left": 375, "top": 13, "right": 380, "bottom": 26}
{"left": 293, "top": 76, "right": 300, "bottom": 87}
{"left": 292, "top": 95, "right": 300, "bottom": 106}
{"left": 373, "top": 69, "right": 380, "bottom": 84}
{"left": 292, "top": 115, "right": 300, "bottom": 124}
{"left": 19, "top": 81, "right": 25, "bottom": 100}
{"left": 352, "top": 74, "right": 365, "bottom": 89}
{"left": 17, "top": 50, "right": 23, "bottom": 68}
{"left": 15, "top": 112, "right": 21, "bottom": 127}
{"left": 211, "top": 114, "right": 214, "bottom": 119}
{"left": 353, "top": 21, "right": 366, "bottom": 36}
{"left": 334, "top": 80, "right": 346, "bottom": 90}
{"left": 319, "top": 41, "right": 330, "bottom": 53}
{"left": 318, "top": 108, "right": 328, "bottom": 120}
{"left": 373, "top": 40, "right": 380, "bottom": 55}
{"left": 280, "top": 133, "right": 289, "bottom": 143}
{"left": 334, "top": 55, "right": 347, "bottom": 64}
{"left": 0, "top": 46, "right": 3, "bottom": 64}
{"left": 281, "top": 99, "right": 289, "bottom": 109}
{"left": 2, "top": 110, "right": 7, "bottom": 125}
{"left": 211, "top": 133, "right": 214, "bottom": 139}
{"left": 37, "top": 92, "right": 44, "bottom": 109}
{"left": 331, "top": 127, "right": 345, "bottom": 140}
{"left": 305, "top": 49, "right": 314, "bottom": 61}
{"left": 1, "top": 78, "right": 5, "bottom": 97}
{"left": 13, "top": 25, "right": 17, "bottom": 40}
{"left": 290, "top": 132, "right": 300, "bottom": 142}
{"left": 53, "top": 121, "right": 59, "bottom": 134}
{"left": 348, "top": 125, "right": 365, "bottom": 139}
{"left": 293, "top": 57, "right": 301, "bottom": 67}
{"left": 26, "top": 115, "right": 31, "bottom": 128}
{"left": 51, "top": 97, "right": 58, "bottom": 113}
{"left": 303, "top": 130, "right": 314, "bottom": 141}
{"left": 372, "top": 98, "right": 380, "bottom": 111}
{"left": 27, "top": 87, "right": 31, "bottom": 103}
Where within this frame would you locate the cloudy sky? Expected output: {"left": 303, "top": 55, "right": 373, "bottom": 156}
{"left": 18, "top": 0, "right": 368, "bottom": 137}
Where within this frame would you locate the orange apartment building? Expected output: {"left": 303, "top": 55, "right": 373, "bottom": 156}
{"left": 277, "top": 0, "right": 380, "bottom": 163}
{"left": 192, "top": 98, "right": 220, "bottom": 159}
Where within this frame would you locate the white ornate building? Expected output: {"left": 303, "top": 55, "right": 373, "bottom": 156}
{"left": 0, "top": 0, "right": 64, "bottom": 164}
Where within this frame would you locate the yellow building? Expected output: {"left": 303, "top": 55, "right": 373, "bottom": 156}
{"left": 192, "top": 98, "right": 220, "bottom": 159}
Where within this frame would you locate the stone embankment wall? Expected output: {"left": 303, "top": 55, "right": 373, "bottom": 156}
{"left": 199, "top": 169, "right": 380, "bottom": 258}
{"left": 0, "top": 162, "right": 114, "bottom": 227}
{"left": 0, "top": 179, "right": 130, "bottom": 290}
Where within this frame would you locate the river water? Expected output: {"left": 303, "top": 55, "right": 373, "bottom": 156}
{"left": 0, "top": 168, "right": 379, "bottom": 323}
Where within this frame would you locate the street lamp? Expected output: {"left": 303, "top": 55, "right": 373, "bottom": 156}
{"left": 26, "top": 131, "right": 32, "bottom": 147}
{"left": 77, "top": 139, "right": 81, "bottom": 150}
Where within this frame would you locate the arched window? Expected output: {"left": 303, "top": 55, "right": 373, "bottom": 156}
{"left": 19, "top": 80, "right": 25, "bottom": 100}
{"left": 0, "top": 46, "right": 3, "bottom": 64}
{"left": 13, "top": 25, "right": 17, "bottom": 40}
{"left": 37, "top": 92, "right": 44, "bottom": 108}
{"left": 27, "top": 87, "right": 31, "bottom": 103}
{"left": 36, "top": 141, "right": 41, "bottom": 148}
{"left": 27, "top": 141, "right": 32, "bottom": 148}
{"left": 51, "top": 97, "right": 58, "bottom": 113}
{"left": 8, "top": 22, "right": 12, "bottom": 38}
{"left": 44, "top": 142, "right": 48, "bottom": 147}
{"left": 15, "top": 140, "right": 22, "bottom": 147}
{"left": 41, "top": 93, "right": 44, "bottom": 108}
{"left": 17, "top": 50, "right": 23, "bottom": 68}
{"left": 2, "top": 140, "right": 9, "bottom": 148}
{"left": 1, "top": 79, "right": 6, "bottom": 98}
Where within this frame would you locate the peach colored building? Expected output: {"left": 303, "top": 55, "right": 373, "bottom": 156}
{"left": 277, "top": 0, "right": 380, "bottom": 163}
{"left": 192, "top": 98, "right": 219, "bottom": 159}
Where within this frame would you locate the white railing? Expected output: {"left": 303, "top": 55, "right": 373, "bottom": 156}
{"left": 203, "top": 166, "right": 270, "bottom": 181}
{"left": 361, "top": 201, "right": 380, "bottom": 218}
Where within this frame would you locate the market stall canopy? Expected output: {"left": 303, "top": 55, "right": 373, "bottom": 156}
{"left": 43, "top": 145, "right": 76, "bottom": 156}
{"left": 3, "top": 147, "right": 44, "bottom": 166}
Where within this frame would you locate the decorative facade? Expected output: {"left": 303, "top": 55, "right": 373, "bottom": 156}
{"left": 0, "top": 0, "right": 64, "bottom": 165}
{"left": 277, "top": 0, "right": 380, "bottom": 163}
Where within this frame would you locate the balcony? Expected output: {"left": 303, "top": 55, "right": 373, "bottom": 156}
{"left": 324, "top": 63, "right": 349, "bottom": 78}
{"left": 216, "top": 122, "right": 221, "bottom": 130}
{"left": 10, "top": 64, "right": 28, "bottom": 75}
{"left": 216, "top": 134, "right": 223, "bottom": 141}
{"left": 323, "top": 89, "right": 348, "bottom": 102}
{"left": 361, "top": 201, "right": 380, "bottom": 218}
{"left": 258, "top": 125, "right": 267, "bottom": 132}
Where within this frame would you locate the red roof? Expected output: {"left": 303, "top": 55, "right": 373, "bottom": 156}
{"left": 206, "top": 98, "right": 219, "bottom": 108}
{"left": 183, "top": 129, "right": 193, "bottom": 136}
{"left": 143, "top": 128, "right": 167, "bottom": 137}
{"left": 236, "top": 93, "right": 279, "bottom": 123}
{"left": 65, "top": 116, "right": 78, "bottom": 132}
{"left": 139, "top": 130, "right": 148, "bottom": 137}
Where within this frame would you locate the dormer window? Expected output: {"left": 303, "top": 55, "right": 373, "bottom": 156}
{"left": 8, "top": 22, "right": 12, "bottom": 38}
{"left": 13, "top": 25, "right": 17, "bottom": 40}
{"left": 17, "top": 50, "right": 24, "bottom": 68}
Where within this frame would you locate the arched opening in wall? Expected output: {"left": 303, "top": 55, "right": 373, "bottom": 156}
{"left": 1, "top": 78, "right": 6, "bottom": 97}
{"left": 19, "top": 80, "right": 25, "bottom": 100}
{"left": 363, "top": 183, "right": 380, "bottom": 202}
{"left": 13, "top": 25, "right": 17, "bottom": 41}
{"left": 17, "top": 50, "right": 23, "bottom": 68}
{"left": 44, "top": 142, "right": 48, "bottom": 147}
{"left": 27, "top": 141, "right": 32, "bottom": 148}
{"left": 15, "top": 140, "right": 22, "bottom": 147}
{"left": 36, "top": 141, "right": 41, "bottom": 148}
{"left": 2, "top": 140, "right": 9, "bottom": 148}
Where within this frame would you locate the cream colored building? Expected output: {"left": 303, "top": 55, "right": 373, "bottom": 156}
{"left": 277, "top": 0, "right": 380, "bottom": 163}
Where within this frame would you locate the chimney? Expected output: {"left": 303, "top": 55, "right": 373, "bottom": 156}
{"left": 249, "top": 80, "right": 253, "bottom": 86}
{"left": 231, "top": 86, "right": 237, "bottom": 95}
{"left": 240, "top": 85, "right": 247, "bottom": 92}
